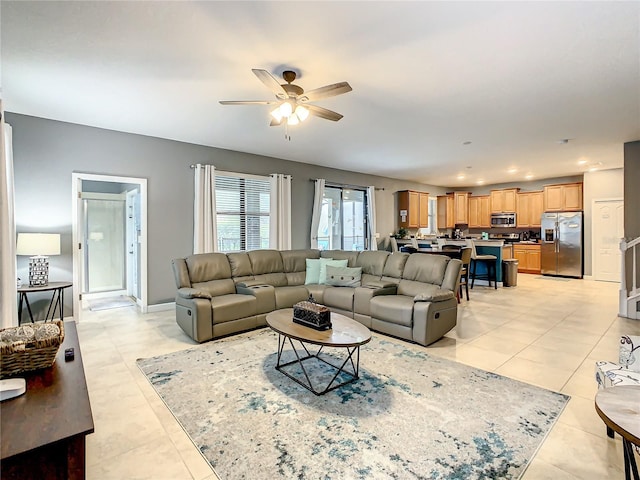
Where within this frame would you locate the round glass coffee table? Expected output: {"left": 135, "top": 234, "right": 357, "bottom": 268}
{"left": 266, "top": 308, "right": 371, "bottom": 395}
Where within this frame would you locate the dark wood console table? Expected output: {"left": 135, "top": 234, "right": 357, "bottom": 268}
{"left": 1, "top": 321, "right": 94, "bottom": 480}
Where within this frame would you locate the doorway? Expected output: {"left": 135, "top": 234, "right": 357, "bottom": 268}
{"left": 317, "top": 186, "right": 367, "bottom": 251}
{"left": 592, "top": 198, "right": 624, "bottom": 282}
{"left": 72, "top": 173, "right": 148, "bottom": 320}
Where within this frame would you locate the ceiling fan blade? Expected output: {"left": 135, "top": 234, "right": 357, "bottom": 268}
{"left": 298, "top": 82, "right": 352, "bottom": 103}
{"left": 269, "top": 118, "right": 283, "bottom": 127}
{"left": 252, "top": 69, "right": 288, "bottom": 100}
{"left": 306, "top": 104, "right": 344, "bottom": 122}
{"left": 219, "top": 100, "right": 278, "bottom": 105}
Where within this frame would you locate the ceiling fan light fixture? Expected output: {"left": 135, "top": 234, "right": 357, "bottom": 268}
{"left": 295, "top": 105, "right": 309, "bottom": 122}
{"left": 280, "top": 101, "right": 293, "bottom": 118}
{"left": 287, "top": 113, "right": 300, "bottom": 126}
{"left": 270, "top": 107, "right": 284, "bottom": 122}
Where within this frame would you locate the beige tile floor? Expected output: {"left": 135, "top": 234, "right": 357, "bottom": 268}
{"left": 76, "top": 274, "right": 640, "bottom": 479}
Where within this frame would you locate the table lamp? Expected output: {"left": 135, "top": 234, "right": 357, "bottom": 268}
{"left": 16, "top": 233, "right": 61, "bottom": 286}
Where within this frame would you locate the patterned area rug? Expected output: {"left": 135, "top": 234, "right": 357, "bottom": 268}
{"left": 137, "top": 328, "right": 569, "bottom": 480}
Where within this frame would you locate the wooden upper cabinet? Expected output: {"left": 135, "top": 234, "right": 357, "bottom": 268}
{"left": 543, "top": 182, "right": 583, "bottom": 211}
{"left": 454, "top": 192, "right": 469, "bottom": 224}
{"left": 437, "top": 195, "right": 454, "bottom": 229}
{"left": 529, "top": 191, "right": 544, "bottom": 227}
{"left": 490, "top": 188, "right": 518, "bottom": 213}
{"left": 398, "top": 190, "right": 429, "bottom": 228}
{"left": 468, "top": 195, "right": 490, "bottom": 228}
{"left": 516, "top": 191, "right": 544, "bottom": 227}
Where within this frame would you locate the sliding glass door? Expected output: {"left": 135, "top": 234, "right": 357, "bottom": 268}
{"left": 317, "top": 186, "right": 367, "bottom": 251}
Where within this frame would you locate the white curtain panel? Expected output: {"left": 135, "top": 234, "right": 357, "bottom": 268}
{"left": 310, "top": 178, "right": 325, "bottom": 249}
{"left": 193, "top": 164, "right": 217, "bottom": 254}
{"left": 1, "top": 122, "right": 18, "bottom": 328}
{"left": 367, "top": 186, "right": 378, "bottom": 251}
{"left": 269, "top": 174, "right": 292, "bottom": 250}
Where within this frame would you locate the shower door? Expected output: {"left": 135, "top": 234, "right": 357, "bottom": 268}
{"left": 83, "top": 195, "right": 126, "bottom": 293}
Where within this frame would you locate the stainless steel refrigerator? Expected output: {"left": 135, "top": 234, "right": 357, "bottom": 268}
{"left": 541, "top": 211, "right": 583, "bottom": 278}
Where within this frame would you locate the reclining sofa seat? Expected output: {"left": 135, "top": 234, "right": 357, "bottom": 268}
{"left": 370, "top": 252, "right": 461, "bottom": 346}
{"left": 172, "top": 249, "right": 461, "bottom": 346}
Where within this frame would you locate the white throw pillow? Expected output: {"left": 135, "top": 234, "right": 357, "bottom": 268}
{"left": 305, "top": 258, "right": 333, "bottom": 285}
{"left": 325, "top": 266, "right": 362, "bottom": 287}
{"left": 319, "top": 259, "right": 349, "bottom": 284}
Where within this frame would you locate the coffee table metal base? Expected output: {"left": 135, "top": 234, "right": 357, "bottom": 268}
{"left": 274, "top": 334, "right": 362, "bottom": 396}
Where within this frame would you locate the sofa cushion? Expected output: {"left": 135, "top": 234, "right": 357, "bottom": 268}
{"left": 402, "top": 254, "right": 448, "bottom": 285}
{"left": 253, "top": 272, "right": 288, "bottom": 287}
{"left": 274, "top": 286, "right": 310, "bottom": 309}
{"left": 370, "top": 295, "right": 414, "bottom": 327}
{"left": 325, "top": 266, "right": 362, "bottom": 287}
{"left": 320, "top": 250, "right": 359, "bottom": 266}
{"left": 210, "top": 294, "right": 256, "bottom": 324}
{"left": 414, "top": 289, "right": 455, "bottom": 302}
{"left": 192, "top": 278, "right": 237, "bottom": 297}
{"left": 382, "top": 253, "right": 410, "bottom": 281}
{"left": 227, "top": 252, "right": 253, "bottom": 278}
{"left": 186, "top": 253, "right": 232, "bottom": 282}
{"left": 248, "top": 250, "right": 284, "bottom": 274}
{"left": 323, "top": 286, "right": 355, "bottom": 312}
{"left": 305, "top": 284, "right": 328, "bottom": 304}
{"left": 356, "top": 251, "right": 389, "bottom": 276}
{"left": 320, "top": 259, "right": 348, "bottom": 284}
{"left": 281, "top": 249, "right": 319, "bottom": 273}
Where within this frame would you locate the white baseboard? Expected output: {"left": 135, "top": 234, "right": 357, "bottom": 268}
{"left": 583, "top": 275, "right": 594, "bottom": 281}
{"left": 146, "top": 302, "right": 175, "bottom": 313}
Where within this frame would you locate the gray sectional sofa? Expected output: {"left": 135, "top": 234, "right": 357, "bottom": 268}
{"left": 171, "top": 249, "right": 462, "bottom": 347}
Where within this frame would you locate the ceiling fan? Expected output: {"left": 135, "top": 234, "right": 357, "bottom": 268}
{"left": 219, "top": 69, "right": 352, "bottom": 127}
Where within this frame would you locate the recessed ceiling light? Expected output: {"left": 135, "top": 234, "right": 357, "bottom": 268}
{"left": 588, "top": 166, "right": 599, "bottom": 172}
{"left": 525, "top": 173, "right": 534, "bottom": 180}
{"left": 577, "top": 159, "right": 588, "bottom": 165}
{"left": 457, "top": 174, "right": 465, "bottom": 180}
{"left": 508, "top": 168, "right": 518, "bottom": 174}
{"left": 476, "top": 179, "right": 485, "bottom": 185}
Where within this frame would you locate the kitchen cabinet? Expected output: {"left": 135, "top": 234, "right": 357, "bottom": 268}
{"left": 502, "top": 244, "right": 514, "bottom": 260}
{"left": 513, "top": 243, "right": 541, "bottom": 273}
{"left": 437, "top": 195, "right": 454, "bottom": 229}
{"left": 468, "top": 195, "right": 491, "bottom": 228}
{"left": 398, "top": 190, "right": 429, "bottom": 228}
{"left": 490, "top": 188, "right": 519, "bottom": 213}
{"left": 437, "top": 192, "right": 469, "bottom": 228}
{"left": 543, "top": 182, "right": 583, "bottom": 212}
{"left": 517, "top": 191, "right": 544, "bottom": 228}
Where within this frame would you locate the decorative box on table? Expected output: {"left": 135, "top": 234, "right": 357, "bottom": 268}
{"left": 293, "top": 299, "right": 332, "bottom": 331}
{"left": 0, "top": 320, "right": 65, "bottom": 378}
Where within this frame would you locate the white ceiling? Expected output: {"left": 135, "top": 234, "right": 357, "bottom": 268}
{"left": 2, "top": 1, "right": 639, "bottom": 187}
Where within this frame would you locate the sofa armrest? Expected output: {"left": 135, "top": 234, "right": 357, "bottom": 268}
{"left": 236, "top": 279, "right": 268, "bottom": 288}
{"left": 177, "top": 287, "right": 212, "bottom": 300}
{"left": 236, "top": 284, "right": 276, "bottom": 314}
{"left": 414, "top": 289, "right": 455, "bottom": 303}
{"left": 353, "top": 285, "right": 397, "bottom": 316}
{"left": 363, "top": 280, "right": 397, "bottom": 289}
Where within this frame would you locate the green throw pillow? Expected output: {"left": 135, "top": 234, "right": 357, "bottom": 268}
{"left": 325, "top": 266, "right": 362, "bottom": 287}
{"left": 305, "top": 258, "right": 333, "bottom": 285}
{"left": 319, "top": 259, "right": 349, "bottom": 284}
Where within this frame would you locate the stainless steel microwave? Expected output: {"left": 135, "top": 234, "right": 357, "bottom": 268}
{"left": 490, "top": 213, "right": 516, "bottom": 228}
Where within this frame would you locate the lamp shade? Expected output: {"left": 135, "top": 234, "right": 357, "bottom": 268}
{"left": 16, "top": 233, "right": 61, "bottom": 256}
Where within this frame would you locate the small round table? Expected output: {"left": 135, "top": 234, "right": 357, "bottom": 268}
{"left": 266, "top": 308, "right": 371, "bottom": 395}
{"left": 17, "top": 282, "right": 73, "bottom": 324}
{"left": 595, "top": 385, "right": 640, "bottom": 480}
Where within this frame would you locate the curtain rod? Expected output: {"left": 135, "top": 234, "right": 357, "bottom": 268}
{"left": 309, "top": 179, "right": 385, "bottom": 191}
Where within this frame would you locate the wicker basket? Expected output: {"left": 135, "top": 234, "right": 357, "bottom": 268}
{"left": 0, "top": 320, "right": 65, "bottom": 378}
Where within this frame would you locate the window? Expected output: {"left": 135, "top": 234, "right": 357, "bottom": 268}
{"left": 215, "top": 173, "right": 271, "bottom": 252}
{"left": 317, "top": 186, "right": 368, "bottom": 251}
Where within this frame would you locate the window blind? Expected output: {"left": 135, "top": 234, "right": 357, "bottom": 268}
{"left": 215, "top": 174, "right": 271, "bottom": 252}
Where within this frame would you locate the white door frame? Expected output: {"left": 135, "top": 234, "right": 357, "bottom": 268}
{"left": 592, "top": 197, "right": 624, "bottom": 283}
{"left": 72, "top": 172, "right": 148, "bottom": 320}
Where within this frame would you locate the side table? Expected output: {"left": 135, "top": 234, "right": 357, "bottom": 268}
{"left": 595, "top": 385, "right": 640, "bottom": 480}
{"left": 17, "top": 281, "right": 72, "bottom": 324}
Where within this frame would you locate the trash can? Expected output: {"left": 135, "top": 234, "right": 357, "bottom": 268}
{"left": 502, "top": 259, "right": 518, "bottom": 287}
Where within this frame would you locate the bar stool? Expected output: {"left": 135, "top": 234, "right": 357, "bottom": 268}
{"left": 466, "top": 240, "right": 497, "bottom": 289}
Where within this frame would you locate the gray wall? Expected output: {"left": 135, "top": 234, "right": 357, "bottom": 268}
{"left": 583, "top": 169, "right": 624, "bottom": 277}
{"left": 7, "top": 113, "right": 448, "bottom": 310}
{"left": 624, "top": 141, "right": 640, "bottom": 294}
